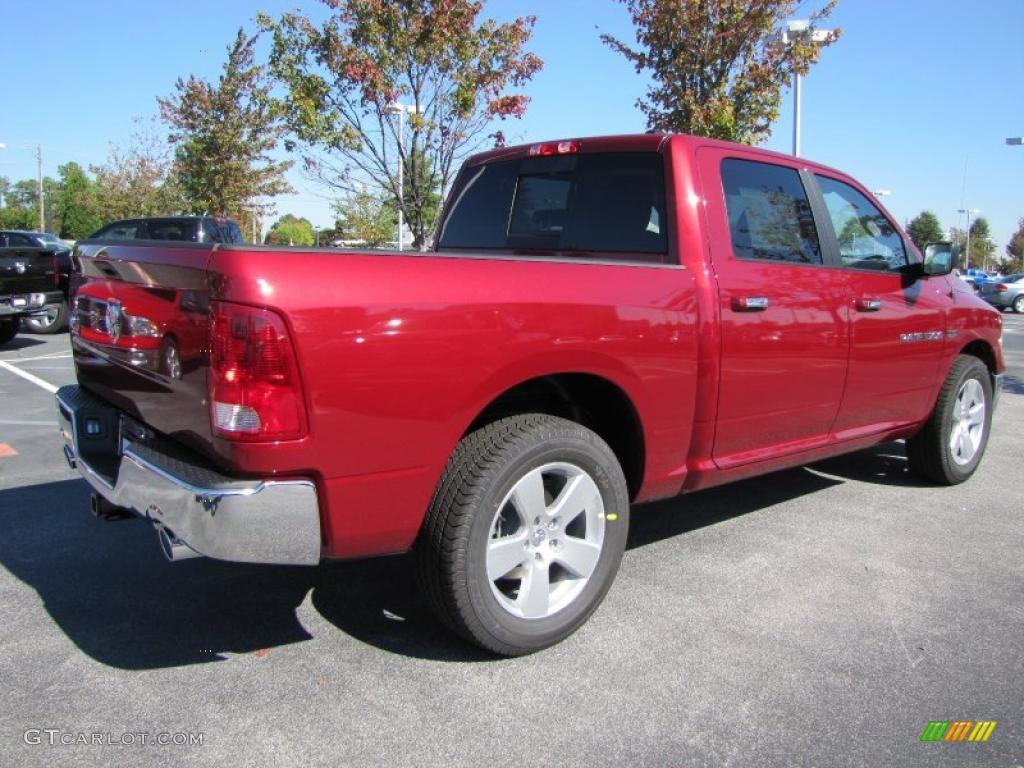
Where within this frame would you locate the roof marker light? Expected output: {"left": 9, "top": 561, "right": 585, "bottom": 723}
{"left": 528, "top": 141, "right": 581, "bottom": 156}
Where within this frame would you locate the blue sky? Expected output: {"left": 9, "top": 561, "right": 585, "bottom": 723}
{"left": 2, "top": 0, "right": 1022, "bottom": 251}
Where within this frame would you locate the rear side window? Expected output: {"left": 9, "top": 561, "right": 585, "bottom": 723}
{"left": 144, "top": 220, "right": 197, "bottom": 242}
{"left": 94, "top": 222, "right": 139, "bottom": 240}
{"left": 439, "top": 152, "right": 668, "bottom": 261}
{"left": 721, "top": 158, "right": 822, "bottom": 264}
{"left": 816, "top": 175, "right": 907, "bottom": 271}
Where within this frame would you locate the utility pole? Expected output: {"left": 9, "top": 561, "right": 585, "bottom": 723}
{"left": 958, "top": 208, "right": 979, "bottom": 270}
{"left": 34, "top": 144, "right": 44, "bottom": 232}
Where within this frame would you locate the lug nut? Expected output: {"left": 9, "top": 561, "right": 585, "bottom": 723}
{"left": 548, "top": 517, "right": 559, "bottom": 530}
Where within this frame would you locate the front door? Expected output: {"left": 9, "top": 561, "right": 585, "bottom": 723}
{"left": 810, "top": 173, "right": 952, "bottom": 436}
{"left": 697, "top": 150, "right": 851, "bottom": 468}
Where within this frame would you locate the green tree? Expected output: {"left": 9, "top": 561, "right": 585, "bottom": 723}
{"left": 258, "top": 0, "right": 542, "bottom": 248}
{"left": 265, "top": 214, "right": 314, "bottom": 246}
{"left": 906, "top": 211, "right": 944, "bottom": 250}
{"left": 334, "top": 190, "right": 396, "bottom": 247}
{"left": 602, "top": 0, "right": 840, "bottom": 142}
{"left": 159, "top": 28, "right": 293, "bottom": 221}
{"left": 1005, "top": 218, "right": 1024, "bottom": 274}
{"left": 91, "top": 119, "right": 185, "bottom": 223}
{"left": 968, "top": 217, "right": 995, "bottom": 271}
{"left": 55, "top": 162, "right": 102, "bottom": 239}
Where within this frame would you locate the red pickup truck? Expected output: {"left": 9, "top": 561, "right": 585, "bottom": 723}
{"left": 57, "top": 134, "right": 1004, "bottom": 655}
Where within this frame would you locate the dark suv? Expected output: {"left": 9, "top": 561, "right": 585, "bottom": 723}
{"left": 89, "top": 216, "right": 245, "bottom": 244}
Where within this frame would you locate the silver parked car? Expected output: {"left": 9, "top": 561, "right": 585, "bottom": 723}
{"left": 978, "top": 273, "right": 1024, "bottom": 312}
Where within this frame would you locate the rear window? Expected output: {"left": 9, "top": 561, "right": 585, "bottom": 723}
{"left": 721, "top": 158, "right": 822, "bottom": 264}
{"left": 438, "top": 152, "right": 669, "bottom": 262}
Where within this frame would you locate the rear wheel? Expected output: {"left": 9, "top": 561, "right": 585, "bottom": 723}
{"left": 23, "top": 300, "right": 69, "bottom": 334}
{"left": 906, "top": 355, "right": 992, "bottom": 484}
{"left": 0, "top": 317, "right": 20, "bottom": 346}
{"left": 416, "top": 414, "right": 630, "bottom": 656}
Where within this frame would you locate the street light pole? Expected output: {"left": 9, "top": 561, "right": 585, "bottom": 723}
{"left": 388, "top": 102, "right": 421, "bottom": 251}
{"left": 781, "top": 21, "right": 834, "bottom": 157}
{"left": 958, "top": 207, "right": 979, "bottom": 270}
{"left": 33, "top": 144, "right": 44, "bottom": 232}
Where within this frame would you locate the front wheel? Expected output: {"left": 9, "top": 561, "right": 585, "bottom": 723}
{"left": 906, "top": 355, "right": 993, "bottom": 484}
{"left": 416, "top": 414, "right": 630, "bottom": 656}
{"left": 1014, "top": 295, "right": 1024, "bottom": 314}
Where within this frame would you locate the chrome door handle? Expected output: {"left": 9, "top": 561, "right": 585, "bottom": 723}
{"left": 855, "top": 297, "right": 882, "bottom": 312}
{"left": 732, "top": 296, "right": 769, "bottom": 311}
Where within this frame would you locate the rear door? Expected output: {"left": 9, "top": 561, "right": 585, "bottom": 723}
{"left": 696, "top": 149, "right": 850, "bottom": 467}
{"left": 810, "top": 173, "right": 952, "bottom": 435}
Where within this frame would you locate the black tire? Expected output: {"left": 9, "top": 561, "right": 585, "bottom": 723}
{"left": 23, "top": 300, "right": 69, "bottom": 334}
{"left": 906, "top": 355, "right": 992, "bottom": 485}
{"left": 0, "top": 317, "right": 20, "bottom": 346}
{"left": 1014, "top": 295, "right": 1024, "bottom": 314}
{"left": 416, "top": 414, "right": 630, "bottom": 656}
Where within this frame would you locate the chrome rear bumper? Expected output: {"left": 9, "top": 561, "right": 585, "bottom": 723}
{"left": 56, "top": 385, "right": 321, "bottom": 565}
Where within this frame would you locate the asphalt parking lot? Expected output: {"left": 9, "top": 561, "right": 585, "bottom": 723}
{"left": 1, "top": 315, "right": 1022, "bottom": 768}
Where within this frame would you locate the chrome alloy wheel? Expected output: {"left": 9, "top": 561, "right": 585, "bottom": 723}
{"left": 949, "top": 378, "right": 986, "bottom": 466}
{"left": 164, "top": 341, "right": 182, "bottom": 380}
{"left": 486, "top": 462, "right": 606, "bottom": 620}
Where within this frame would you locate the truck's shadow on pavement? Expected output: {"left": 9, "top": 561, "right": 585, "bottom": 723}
{"left": 0, "top": 442, "right": 926, "bottom": 667}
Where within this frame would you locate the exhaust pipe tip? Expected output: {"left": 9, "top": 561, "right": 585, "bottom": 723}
{"left": 157, "top": 527, "right": 201, "bottom": 562}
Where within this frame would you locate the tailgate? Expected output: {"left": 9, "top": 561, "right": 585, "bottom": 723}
{"left": 0, "top": 247, "right": 57, "bottom": 295}
{"left": 71, "top": 242, "right": 215, "bottom": 458}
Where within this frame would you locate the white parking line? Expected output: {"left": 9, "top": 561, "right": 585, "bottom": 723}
{"left": 0, "top": 361, "right": 59, "bottom": 394}
{"left": 0, "top": 352, "right": 73, "bottom": 363}
{"left": 0, "top": 419, "right": 58, "bottom": 426}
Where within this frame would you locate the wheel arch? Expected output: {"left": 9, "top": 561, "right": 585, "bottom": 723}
{"left": 463, "top": 373, "right": 646, "bottom": 501}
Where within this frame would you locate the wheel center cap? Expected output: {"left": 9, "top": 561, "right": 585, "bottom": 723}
{"left": 531, "top": 528, "right": 546, "bottom": 546}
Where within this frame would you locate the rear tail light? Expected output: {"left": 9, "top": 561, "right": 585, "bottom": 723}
{"left": 208, "top": 301, "right": 308, "bottom": 441}
{"left": 995, "top": 283, "right": 1008, "bottom": 292}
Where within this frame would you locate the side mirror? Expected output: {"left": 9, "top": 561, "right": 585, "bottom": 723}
{"left": 922, "top": 241, "right": 954, "bottom": 277}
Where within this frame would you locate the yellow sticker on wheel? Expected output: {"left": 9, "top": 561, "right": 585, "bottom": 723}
{"left": 605, "top": 513, "right": 618, "bottom": 521}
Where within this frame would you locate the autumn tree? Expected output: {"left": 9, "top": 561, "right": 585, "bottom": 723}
{"left": 90, "top": 119, "right": 185, "bottom": 223}
{"left": 159, "top": 28, "right": 293, "bottom": 222}
{"left": 265, "top": 214, "right": 315, "bottom": 246}
{"left": 602, "top": 0, "right": 840, "bottom": 142}
{"left": 1005, "top": 218, "right": 1024, "bottom": 274}
{"left": 258, "top": 0, "right": 542, "bottom": 248}
{"left": 906, "top": 211, "right": 944, "bottom": 250}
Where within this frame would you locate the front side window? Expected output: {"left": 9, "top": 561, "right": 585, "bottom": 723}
{"left": 721, "top": 158, "right": 822, "bottom": 264}
{"left": 439, "top": 152, "right": 668, "bottom": 261}
{"left": 816, "top": 175, "right": 907, "bottom": 271}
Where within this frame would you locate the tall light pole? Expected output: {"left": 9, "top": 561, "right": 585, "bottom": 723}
{"left": 958, "top": 208, "right": 979, "bottom": 270}
{"left": 0, "top": 143, "right": 5, "bottom": 208}
{"left": 781, "top": 21, "right": 835, "bottom": 157}
{"left": 387, "top": 102, "right": 421, "bottom": 251}
{"left": 32, "top": 144, "right": 44, "bottom": 232}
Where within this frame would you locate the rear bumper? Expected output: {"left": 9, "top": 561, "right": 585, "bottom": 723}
{"left": 0, "top": 291, "right": 63, "bottom": 316}
{"left": 56, "top": 385, "right": 322, "bottom": 565}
